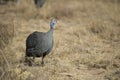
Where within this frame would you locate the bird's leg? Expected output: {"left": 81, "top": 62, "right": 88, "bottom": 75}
{"left": 41, "top": 53, "right": 46, "bottom": 66}
{"left": 24, "top": 56, "right": 29, "bottom": 65}
{"left": 33, "top": 55, "right": 35, "bottom": 62}
{"left": 41, "top": 56, "right": 44, "bottom": 67}
{"left": 25, "top": 56, "right": 28, "bottom": 62}
{"left": 26, "top": 56, "right": 36, "bottom": 66}
{"left": 24, "top": 56, "right": 32, "bottom": 66}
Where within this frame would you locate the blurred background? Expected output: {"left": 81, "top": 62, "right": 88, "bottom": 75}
{"left": 0, "top": 0, "right": 120, "bottom": 80}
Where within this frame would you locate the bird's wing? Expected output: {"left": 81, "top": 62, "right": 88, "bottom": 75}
{"left": 26, "top": 31, "right": 53, "bottom": 54}
{"left": 35, "top": 32, "right": 53, "bottom": 53}
{"left": 26, "top": 31, "right": 44, "bottom": 49}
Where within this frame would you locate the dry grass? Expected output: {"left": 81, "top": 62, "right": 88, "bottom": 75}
{"left": 0, "top": 22, "right": 14, "bottom": 48}
{"left": 0, "top": 21, "right": 15, "bottom": 80}
{"left": 88, "top": 21, "right": 120, "bottom": 41}
{"left": 0, "top": 0, "right": 78, "bottom": 19}
{"left": 0, "top": 0, "right": 120, "bottom": 80}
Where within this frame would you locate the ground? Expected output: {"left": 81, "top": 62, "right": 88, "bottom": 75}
{"left": 0, "top": 0, "right": 120, "bottom": 80}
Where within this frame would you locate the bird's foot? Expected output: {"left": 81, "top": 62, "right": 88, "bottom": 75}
{"left": 41, "top": 61, "right": 44, "bottom": 67}
{"left": 24, "top": 59, "right": 36, "bottom": 66}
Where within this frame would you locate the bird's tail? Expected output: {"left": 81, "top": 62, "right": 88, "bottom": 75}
{"left": 26, "top": 48, "right": 36, "bottom": 56}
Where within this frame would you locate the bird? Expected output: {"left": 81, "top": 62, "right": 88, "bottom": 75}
{"left": 25, "top": 18, "right": 57, "bottom": 66}
{"left": 34, "top": 0, "right": 46, "bottom": 8}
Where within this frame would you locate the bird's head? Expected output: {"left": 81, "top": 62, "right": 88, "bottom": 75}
{"left": 50, "top": 18, "right": 57, "bottom": 29}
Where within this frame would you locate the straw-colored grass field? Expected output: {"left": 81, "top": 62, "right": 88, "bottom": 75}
{"left": 0, "top": 0, "right": 120, "bottom": 80}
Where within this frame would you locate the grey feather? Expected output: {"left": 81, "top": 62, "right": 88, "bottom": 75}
{"left": 25, "top": 19, "right": 56, "bottom": 66}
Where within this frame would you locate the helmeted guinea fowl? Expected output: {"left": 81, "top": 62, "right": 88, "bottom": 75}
{"left": 25, "top": 19, "right": 57, "bottom": 66}
{"left": 34, "top": 0, "right": 45, "bottom": 8}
